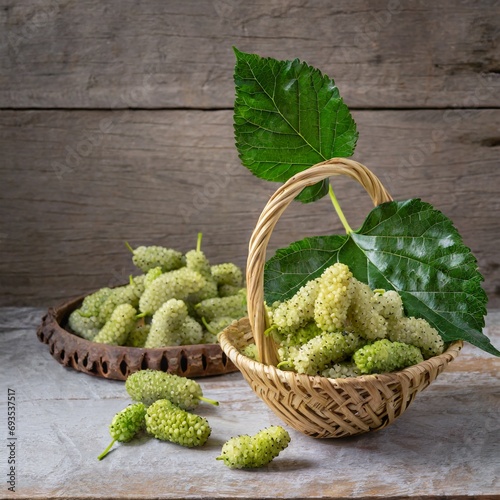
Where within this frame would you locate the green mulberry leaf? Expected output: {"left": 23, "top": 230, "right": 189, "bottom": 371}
{"left": 233, "top": 48, "right": 358, "bottom": 203}
{"left": 264, "top": 199, "right": 497, "bottom": 356}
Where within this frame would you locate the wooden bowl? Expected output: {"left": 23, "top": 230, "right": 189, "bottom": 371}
{"left": 37, "top": 293, "right": 238, "bottom": 380}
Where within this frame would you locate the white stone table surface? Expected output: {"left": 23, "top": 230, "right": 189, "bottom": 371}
{"left": 0, "top": 307, "right": 499, "bottom": 499}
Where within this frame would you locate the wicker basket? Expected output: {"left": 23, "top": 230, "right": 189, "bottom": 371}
{"left": 37, "top": 293, "right": 238, "bottom": 380}
{"left": 219, "top": 158, "right": 463, "bottom": 438}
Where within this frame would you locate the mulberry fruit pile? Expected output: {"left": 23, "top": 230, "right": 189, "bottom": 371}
{"left": 66, "top": 233, "right": 246, "bottom": 348}
{"left": 252, "top": 263, "right": 445, "bottom": 376}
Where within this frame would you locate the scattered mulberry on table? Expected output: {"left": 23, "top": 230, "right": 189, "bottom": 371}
{"left": 216, "top": 426, "right": 290, "bottom": 469}
{"left": 97, "top": 402, "right": 146, "bottom": 460}
{"left": 145, "top": 399, "right": 211, "bottom": 447}
{"left": 125, "top": 369, "right": 218, "bottom": 408}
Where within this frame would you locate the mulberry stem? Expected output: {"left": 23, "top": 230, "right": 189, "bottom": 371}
{"left": 201, "top": 317, "right": 216, "bottom": 335}
{"left": 196, "top": 232, "right": 203, "bottom": 252}
{"left": 264, "top": 325, "right": 277, "bottom": 337}
{"left": 198, "top": 395, "right": 219, "bottom": 406}
{"left": 97, "top": 439, "right": 117, "bottom": 461}
{"left": 124, "top": 241, "right": 134, "bottom": 254}
{"left": 328, "top": 184, "right": 352, "bottom": 234}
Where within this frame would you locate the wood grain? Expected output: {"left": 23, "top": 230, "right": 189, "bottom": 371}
{"left": 0, "top": 0, "right": 499, "bottom": 109}
{"left": 1, "top": 108, "right": 499, "bottom": 307}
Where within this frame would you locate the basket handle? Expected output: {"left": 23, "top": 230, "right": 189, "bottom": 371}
{"left": 246, "top": 158, "right": 393, "bottom": 365}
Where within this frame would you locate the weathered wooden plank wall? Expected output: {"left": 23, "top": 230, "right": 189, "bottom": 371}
{"left": 0, "top": 0, "right": 499, "bottom": 308}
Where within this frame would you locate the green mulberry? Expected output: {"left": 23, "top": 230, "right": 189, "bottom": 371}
{"left": 67, "top": 309, "right": 101, "bottom": 341}
{"left": 127, "top": 243, "right": 184, "bottom": 273}
{"left": 177, "top": 316, "right": 204, "bottom": 345}
{"left": 79, "top": 287, "right": 112, "bottom": 317}
{"left": 125, "top": 369, "right": 218, "bottom": 409}
{"left": 144, "top": 299, "right": 188, "bottom": 348}
{"left": 144, "top": 266, "right": 163, "bottom": 288}
{"left": 93, "top": 304, "right": 137, "bottom": 345}
{"left": 314, "top": 263, "right": 353, "bottom": 332}
{"left": 93, "top": 303, "right": 137, "bottom": 345}
{"left": 373, "top": 290, "right": 404, "bottom": 320}
{"left": 387, "top": 316, "right": 444, "bottom": 359}
{"left": 202, "top": 316, "right": 235, "bottom": 343}
{"left": 186, "top": 233, "right": 218, "bottom": 302}
{"left": 290, "top": 331, "right": 365, "bottom": 375}
{"left": 145, "top": 399, "right": 211, "bottom": 447}
{"left": 269, "top": 278, "right": 319, "bottom": 333}
{"left": 347, "top": 279, "right": 387, "bottom": 340}
{"left": 218, "top": 284, "right": 242, "bottom": 297}
{"left": 274, "top": 321, "right": 322, "bottom": 347}
{"left": 125, "top": 323, "right": 150, "bottom": 348}
{"left": 139, "top": 267, "right": 206, "bottom": 315}
{"left": 321, "top": 362, "right": 361, "bottom": 379}
{"left": 194, "top": 291, "right": 247, "bottom": 322}
{"left": 211, "top": 263, "right": 243, "bottom": 287}
{"left": 98, "top": 283, "right": 141, "bottom": 324}
{"left": 97, "top": 402, "right": 146, "bottom": 460}
{"left": 216, "top": 426, "right": 290, "bottom": 469}
{"left": 144, "top": 300, "right": 204, "bottom": 347}
{"left": 353, "top": 339, "right": 424, "bottom": 374}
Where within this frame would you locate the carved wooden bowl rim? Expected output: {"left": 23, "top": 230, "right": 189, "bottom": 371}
{"left": 36, "top": 292, "right": 238, "bottom": 380}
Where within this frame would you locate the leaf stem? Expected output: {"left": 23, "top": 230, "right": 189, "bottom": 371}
{"left": 328, "top": 184, "right": 352, "bottom": 234}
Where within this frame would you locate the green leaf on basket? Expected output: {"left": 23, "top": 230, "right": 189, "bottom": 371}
{"left": 233, "top": 47, "right": 358, "bottom": 203}
{"left": 264, "top": 198, "right": 497, "bottom": 356}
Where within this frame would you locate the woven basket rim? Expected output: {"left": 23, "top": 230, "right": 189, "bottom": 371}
{"left": 219, "top": 318, "right": 463, "bottom": 387}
